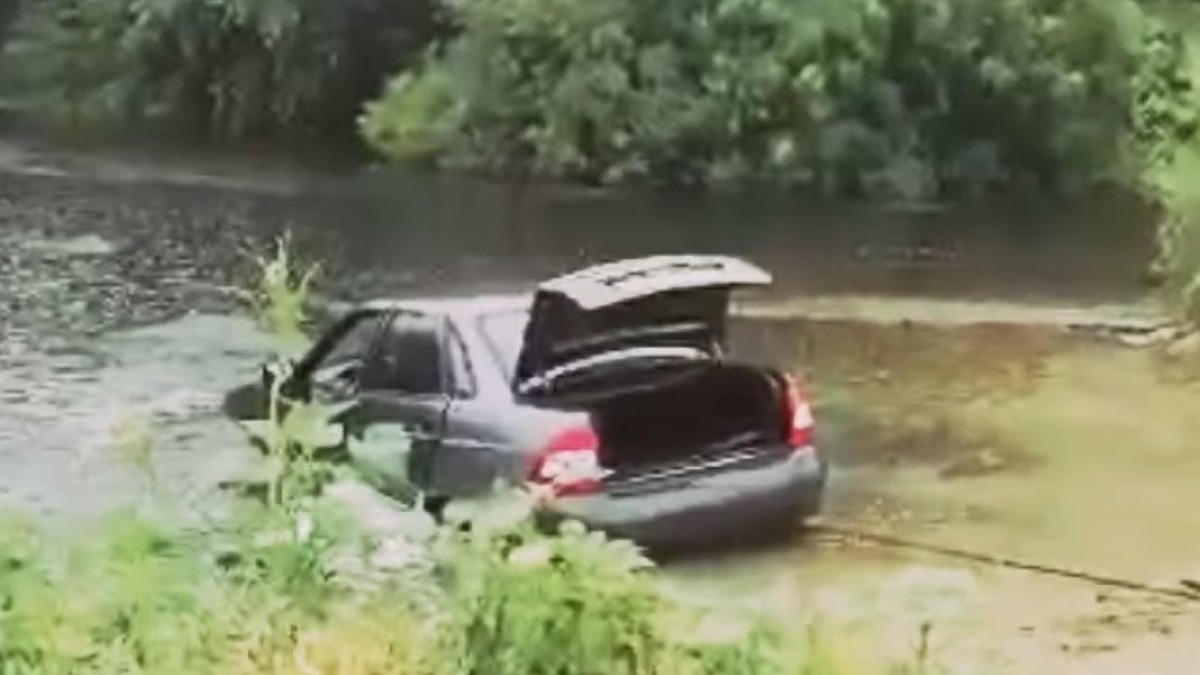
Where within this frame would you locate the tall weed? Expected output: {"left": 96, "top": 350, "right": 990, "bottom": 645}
{"left": 251, "top": 235, "right": 317, "bottom": 359}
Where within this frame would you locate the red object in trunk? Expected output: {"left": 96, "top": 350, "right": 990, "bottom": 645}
{"left": 783, "top": 375, "right": 815, "bottom": 450}
{"left": 529, "top": 425, "right": 604, "bottom": 496}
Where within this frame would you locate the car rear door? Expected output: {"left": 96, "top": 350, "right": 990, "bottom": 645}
{"left": 432, "top": 320, "right": 533, "bottom": 498}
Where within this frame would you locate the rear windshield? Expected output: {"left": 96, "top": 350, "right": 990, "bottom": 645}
{"left": 478, "top": 310, "right": 530, "bottom": 379}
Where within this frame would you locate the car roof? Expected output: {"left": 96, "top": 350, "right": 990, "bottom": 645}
{"left": 359, "top": 293, "right": 531, "bottom": 319}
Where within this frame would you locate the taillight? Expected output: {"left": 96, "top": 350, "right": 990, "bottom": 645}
{"left": 528, "top": 425, "right": 606, "bottom": 496}
{"left": 782, "top": 375, "right": 815, "bottom": 450}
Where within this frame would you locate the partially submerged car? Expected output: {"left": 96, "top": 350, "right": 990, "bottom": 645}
{"left": 226, "top": 255, "right": 826, "bottom": 546}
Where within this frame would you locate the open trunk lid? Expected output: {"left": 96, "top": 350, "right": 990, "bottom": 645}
{"left": 513, "top": 255, "right": 771, "bottom": 401}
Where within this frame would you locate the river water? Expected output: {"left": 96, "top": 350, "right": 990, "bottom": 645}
{"left": 0, "top": 158, "right": 1156, "bottom": 518}
{"left": 5, "top": 153, "right": 1196, "bottom": 673}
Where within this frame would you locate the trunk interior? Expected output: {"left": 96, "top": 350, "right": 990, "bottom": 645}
{"left": 590, "top": 363, "right": 785, "bottom": 471}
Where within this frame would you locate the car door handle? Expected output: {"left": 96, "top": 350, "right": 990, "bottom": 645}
{"left": 409, "top": 420, "right": 440, "bottom": 442}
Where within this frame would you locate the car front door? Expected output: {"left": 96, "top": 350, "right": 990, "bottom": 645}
{"left": 350, "top": 311, "right": 451, "bottom": 499}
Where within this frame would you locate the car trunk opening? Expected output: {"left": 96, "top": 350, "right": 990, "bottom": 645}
{"left": 514, "top": 255, "right": 772, "bottom": 400}
{"left": 589, "top": 363, "right": 787, "bottom": 473}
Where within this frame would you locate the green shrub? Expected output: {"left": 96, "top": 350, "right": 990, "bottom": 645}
{"left": 361, "top": 67, "right": 466, "bottom": 164}
{"left": 440, "top": 517, "right": 668, "bottom": 675}
{"left": 0, "top": 0, "right": 443, "bottom": 140}
{"left": 1135, "top": 6, "right": 1200, "bottom": 325}
{"left": 363, "top": 0, "right": 1179, "bottom": 198}
{"left": 1143, "top": 140, "right": 1200, "bottom": 324}
{"left": 433, "top": 492, "right": 801, "bottom": 675}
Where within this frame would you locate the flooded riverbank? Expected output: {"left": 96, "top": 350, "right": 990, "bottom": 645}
{"left": 0, "top": 161, "right": 1160, "bottom": 514}
{"left": 1, "top": 149, "right": 1194, "bottom": 671}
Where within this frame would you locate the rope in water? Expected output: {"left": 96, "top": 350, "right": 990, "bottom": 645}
{"left": 809, "top": 521, "right": 1200, "bottom": 602}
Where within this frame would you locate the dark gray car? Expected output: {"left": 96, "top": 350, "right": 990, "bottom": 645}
{"left": 228, "top": 255, "right": 826, "bottom": 546}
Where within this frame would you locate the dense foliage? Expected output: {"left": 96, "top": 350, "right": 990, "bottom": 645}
{"left": 0, "top": 0, "right": 441, "bottom": 140}
{"left": 363, "top": 0, "right": 1189, "bottom": 198}
{"left": 5, "top": 0, "right": 1196, "bottom": 202}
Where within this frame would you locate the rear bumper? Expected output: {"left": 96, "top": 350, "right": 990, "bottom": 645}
{"left": 540, "top": 446, "right": 826, "bottom": 547}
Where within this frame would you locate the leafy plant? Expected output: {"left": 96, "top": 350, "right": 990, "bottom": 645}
{"left": 250, "top": 234, "right": 318, "bottom": 359}
{"left": 240, "top": 234, "right": 352, "bottom": 508}
{"left": 240, "top": 396, "right": 351, "bottom": 509}
{"left": 439, "top": 516, "right": 664, "bottom": 675}
{"left": 434, "top": 493, "right": 803, "bottom": 675}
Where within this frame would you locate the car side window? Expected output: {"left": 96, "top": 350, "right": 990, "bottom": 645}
{"left": 314, "top": 313, "right": 386, "bottom": 374}
{"left": 361, "top": 313, "right": 446, "bottom": 395}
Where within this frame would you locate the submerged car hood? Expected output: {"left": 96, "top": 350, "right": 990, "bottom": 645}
{"left": 513, "top": 255, "right": 771, "bottom": 399}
